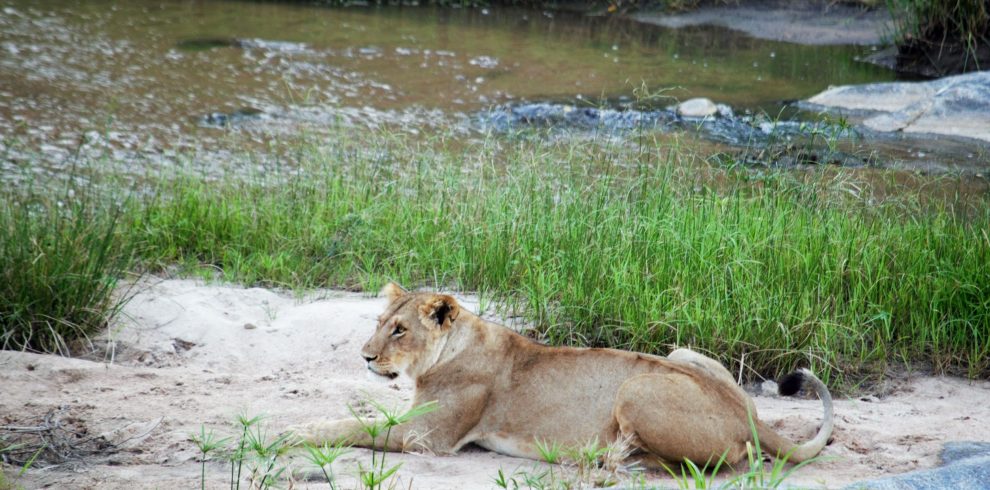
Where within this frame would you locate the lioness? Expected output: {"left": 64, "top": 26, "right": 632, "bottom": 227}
{"left": 292, "top": 283, "right": 833, "bottom": 466}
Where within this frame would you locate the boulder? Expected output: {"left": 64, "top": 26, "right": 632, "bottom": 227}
{"left": 803, "top": 71, "right": 990, "bottom": 142}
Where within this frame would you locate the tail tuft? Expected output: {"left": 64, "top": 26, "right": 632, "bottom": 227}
{"left": 765, "top": 367, "right": 833, "bottom": 463}
{"left": 778, "top": 369, "right": 806, "bottom": 397}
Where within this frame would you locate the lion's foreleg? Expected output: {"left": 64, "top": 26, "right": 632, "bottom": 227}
{"left": 288, "top": 418, "right": 420, "bottom": 452}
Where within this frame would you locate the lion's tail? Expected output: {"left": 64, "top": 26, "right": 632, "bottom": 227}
{"left": 755, "top": 368, "right": 834, "bottom": 463}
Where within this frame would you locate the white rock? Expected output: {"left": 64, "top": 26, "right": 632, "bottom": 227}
{"left": 804, "top": 71, "right": 990, "bottom": 142}
{"left": 677, "top": 97, "right": 719, "bottom": 117}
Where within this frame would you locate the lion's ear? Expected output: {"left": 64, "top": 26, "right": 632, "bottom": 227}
{"left": 418, "top": 294, "right": 460, "bottom": 330}
{"left": 381, "top": 282, "right": 408, "bottom": 302}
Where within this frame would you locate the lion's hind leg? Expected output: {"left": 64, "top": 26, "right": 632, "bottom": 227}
{"left": 612, "top": 372, "right": 750, "bottom": 468}
{"left": 667, "top": 348, "right": 756, "bottom": 415}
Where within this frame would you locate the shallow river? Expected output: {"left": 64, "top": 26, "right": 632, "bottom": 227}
{"left": 1, "top": 0, "right": 978, "bottom": 174}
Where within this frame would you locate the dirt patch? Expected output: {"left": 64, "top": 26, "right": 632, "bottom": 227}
{"left": 2, "top": 278, "right": 990, "bottom": 488}
{"left": 630, "top": 0, "right": 894, "bottom": 46}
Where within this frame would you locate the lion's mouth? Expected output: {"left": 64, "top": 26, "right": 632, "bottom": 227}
{"left": 367, "top": 364, "right": 399, "bottom": 379}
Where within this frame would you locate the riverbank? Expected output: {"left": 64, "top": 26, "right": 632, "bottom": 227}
{"left": 629, "top": 0, "right": 989, "bottom": 76}
{"left": 2, "top": 0, "right": 907, "bottom": 178}
{"left": 3, "top": 278, "right": 990, "bottom": 488}
{"left": 4, "top": 128, "right": 989, "bottom": 384}
{"left": 3, "top": 2, "right": 989, "bottom": 487}
{"left": 629, "top": 0, "right": 893, "bottom": 46}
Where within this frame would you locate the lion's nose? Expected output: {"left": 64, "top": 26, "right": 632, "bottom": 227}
{"left": 362, "top": 354, "right": 378, "bottom": 363}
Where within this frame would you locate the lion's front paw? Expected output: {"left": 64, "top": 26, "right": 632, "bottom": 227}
{"left": 281, "top": 425, "right": 311, "bottom": 446}
{"left": 285, "top": 419, "right": 358, "bottom": 446}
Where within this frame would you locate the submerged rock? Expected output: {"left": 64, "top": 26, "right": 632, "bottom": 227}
{"left": 233, "top": 38, "right": 308, "bottom": 53}
{"left": 478, "top": 102, "right": 869, "bottom": 168}
{"left": 199, "top": 107, "right": 265, "bottom": 128}
{"left": 480, "top": 103, "right": 676, "bottom": 131}
{"left": 175, "top": 38, "right": 308, "bottom": 53}
{"left": 481, "top": 102, "right": 847, "bottom": 146}
{"left": 802, "top": 71, "right": 990, "bottom": 143}
{"left": 175, "top": 38, "right": 240, "bottom": 51}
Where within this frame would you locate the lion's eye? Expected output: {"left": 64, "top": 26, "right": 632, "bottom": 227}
{"left": 391, "top": 325, "right": 406, "bottom": 336}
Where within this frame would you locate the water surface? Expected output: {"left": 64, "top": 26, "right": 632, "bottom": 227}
{"left": 1, "top": 0, "right": 897, "bottom": 165}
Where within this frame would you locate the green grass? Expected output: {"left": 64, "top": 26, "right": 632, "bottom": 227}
{"left": 889, "top": 0, "right": 989, "bottom": 46}
{"left": 0, "top": 181, "right": 133, "bottom": 353}
{"left": 3, "top": 128, "right": 989, "bottom": 385}
{"left": 191, "top": 414, "right": 294, "bottom": 490}
{"left": 125, "top": 129, "right": 990, "bottom": 383}
{"left": 887, "top": 0, "right": 989, "bottom": 72}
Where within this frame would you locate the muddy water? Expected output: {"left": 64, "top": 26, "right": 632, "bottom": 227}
{"left": 6, "top": 2, "right": 984, "bottom": 182}
{"left": 0, "top": 0, "right": 902, "bottom": 170}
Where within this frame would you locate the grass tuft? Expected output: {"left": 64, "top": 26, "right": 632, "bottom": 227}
{"left": 0, "top": 183, "right": 133, "bottom": 354}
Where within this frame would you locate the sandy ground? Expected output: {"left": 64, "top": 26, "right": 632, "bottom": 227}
{"left": 630, "top": 1, "right": 894, "bottom": 46}
{"left": 2, "top": 278, "right": 990, "bottom": 489}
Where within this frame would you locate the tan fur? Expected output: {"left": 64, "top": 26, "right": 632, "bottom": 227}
{"left": 291, "top": 284, "right": 834, "bottom": 466}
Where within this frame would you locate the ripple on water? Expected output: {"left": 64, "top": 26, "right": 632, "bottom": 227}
{"left": 3, "top": 0, "right": 981, "bottom": 178}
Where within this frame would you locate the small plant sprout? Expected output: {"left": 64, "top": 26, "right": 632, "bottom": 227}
{"left": 350, "top": 399, "right": 438, "bottom": 490}
{"left": 662, "top": 452, "right": 728, "bottom": 490}
{"left": 535, "top": 438, "right": 562, "bottom": 465}
{"left": 19, "top": 444, "right": 45, "bottom": 478}
{"left": 563, "top": 437, "right": 609, "bottom": 486}
{"left": 499, "top": 436, "right": 637, "bottom": 489}
{"left": 534, "top": 438, "right": 563, "bottom": 484}
{"left": 191, "top": 425, "right": 230, "bottom": 490}
{"left": 1, "top": 437, "right": 46, "bottom": 490}
{"left": 231, "top": 413, "right": 263, "bottom": 490}
{"left": 303, "top": 441, "right": 351, "bottom": 490}
{"left": 518, "top": 467, "right": 552, "bottom": 490}
{"left": 492, "top": 467, "right": 521, "bottom": 489}
{"left": 358, "top": 460, "right": 401, "bottom": 490}
{"left": 244, "top": 424, "right": 292, "bottom": 489}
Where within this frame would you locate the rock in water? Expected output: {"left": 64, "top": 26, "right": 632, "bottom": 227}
{"left": 802, "top": 71, "right": 990, "bottom": 142}
{"left": 676, "top": 98, "right": 719, "bottom": 118}
{"left": 199, "top": 107, "right": 265, "bottom": 128}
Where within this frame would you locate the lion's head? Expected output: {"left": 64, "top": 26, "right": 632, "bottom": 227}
{"left": 360, "top": 282, "right": 460, "bottom": 379}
